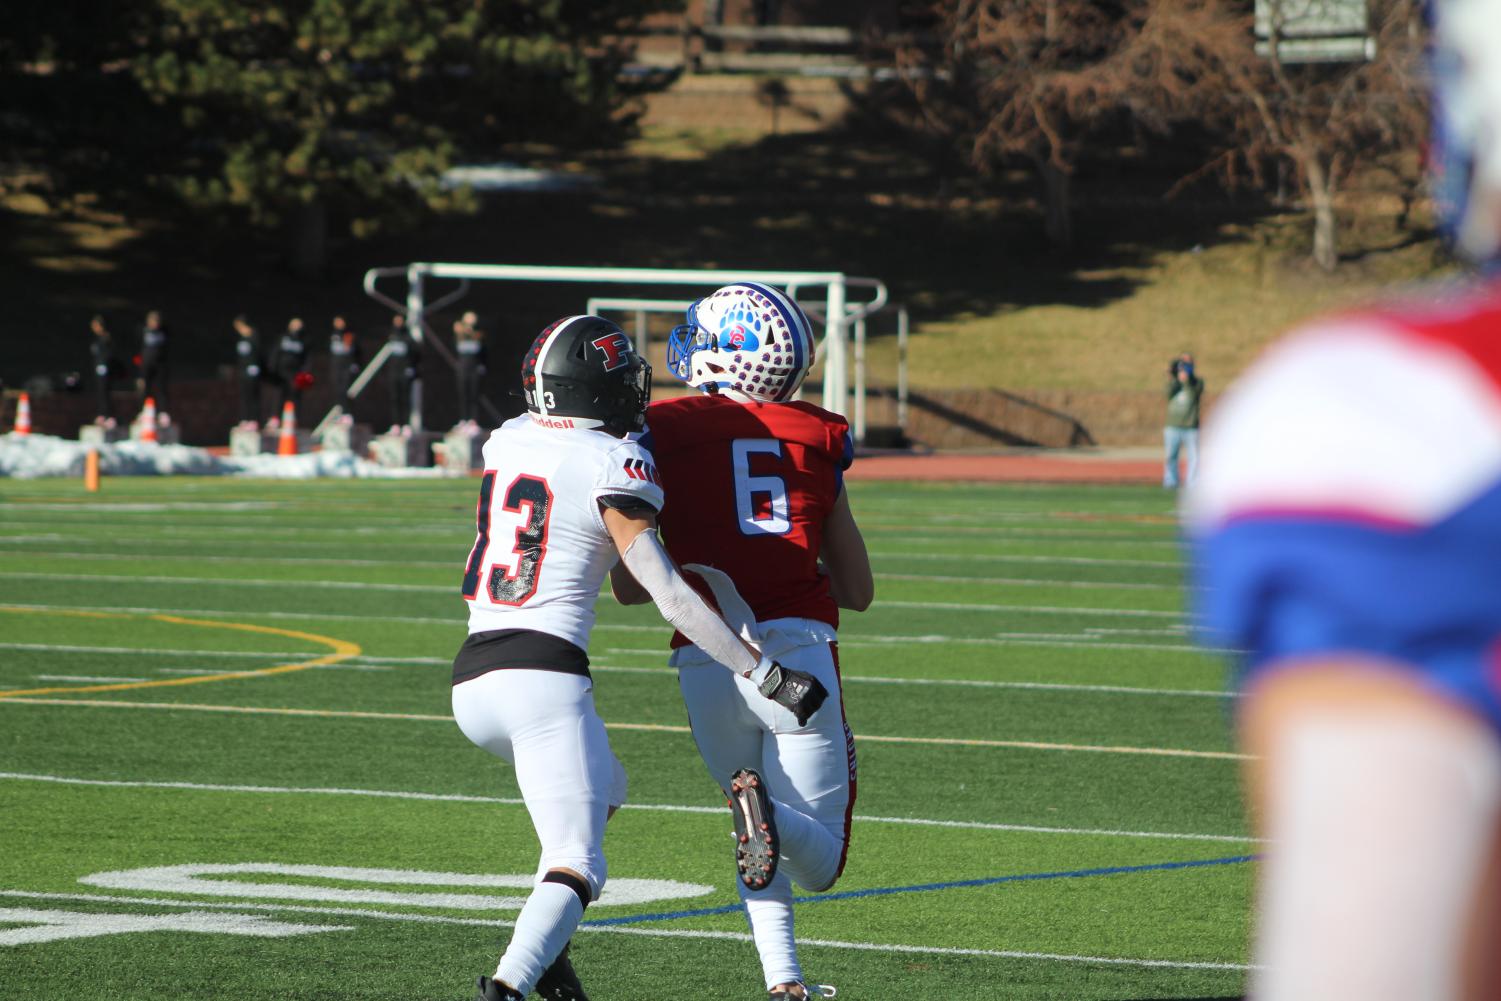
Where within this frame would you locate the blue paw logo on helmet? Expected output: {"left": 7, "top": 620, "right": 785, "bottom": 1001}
{"left": 717, "top": 306, "right": 762, "bottom": 352}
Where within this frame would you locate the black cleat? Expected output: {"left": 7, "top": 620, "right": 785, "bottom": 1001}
{"left": 475, "top": 975, "right": 524, "bottom": 1001}
{"left": 729, "top": 767, "right": 779, "bottom": 891}
{"left": 535, "top": 941, "right": 590, "bottom": 1001}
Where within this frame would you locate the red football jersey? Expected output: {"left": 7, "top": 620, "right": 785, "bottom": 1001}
{"left": 644, "top": 394, "right": 854, "bottom": 642}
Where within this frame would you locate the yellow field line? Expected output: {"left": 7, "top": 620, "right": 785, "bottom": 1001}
{"left": 0, "top": 607, "right": 360, "bottom": 699}
{"left": 0, "top": 697, "right": 1248, "bottom": 759}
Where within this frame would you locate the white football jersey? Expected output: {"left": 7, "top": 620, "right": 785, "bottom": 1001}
{"left": 461, "top": 414, "right": 665, "bottom": 650}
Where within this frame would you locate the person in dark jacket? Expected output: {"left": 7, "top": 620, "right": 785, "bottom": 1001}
{"left": 454, "top": 310, "right": 487, "bottom": 429}
{"left": 329, "top": 315, "right": 360, "bottom": 404}
{"left": 233, "top": 314, "right": 264, "bottom": 427}
{"left": 270, "top": 316, "right": 310, "bottom": 419}
{"left": 387, "top": 313, "right": 419, "bottom": 430}
{"left": 88, "top": 315, "right": 117, "bottom": 425}
{"left": 138, "top": 309, "right": 170, "bottom": 412}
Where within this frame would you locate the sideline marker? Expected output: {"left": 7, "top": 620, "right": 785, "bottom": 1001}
{"left": 277, "top": 401, "right": 298, "bottom": 456}
{"left": 139, "top": 397, "right": 159, "bottom": 444}
{"left": 83, "top": 448, "right": 101, "bottom": 492}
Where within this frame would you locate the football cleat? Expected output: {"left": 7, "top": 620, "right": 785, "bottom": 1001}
{"left": 475, "top": 975, "right": 524, "bottom": 1001}
{"left": 535, "top": 941, "right": 590, "bottom": 1001}
{"left": 729, "top": 767, "right": 779, "bottom": 891}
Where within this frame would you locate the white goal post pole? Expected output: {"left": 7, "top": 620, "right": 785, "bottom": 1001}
{"left": 822, "top": 280, "right": 847, "bottom": 421}
{"left": 368, "top": 264, "right": 881, "bottom": 418}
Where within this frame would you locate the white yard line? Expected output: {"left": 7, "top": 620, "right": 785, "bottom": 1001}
{"left": 0, "top": 701, "right": 1246, "bottom": 760}
{"left": 2, "top": 585, "right": 1188, "bottom": 624}
{"left": 0, "top": 889, "right": 1256, "bottom": 971}
{"left": 0, "top": 608, "right": 1215, "bottom": 661}
{"left": 33, "top": 675, "right": 149, "bottom": 684}
{"left": 1, "top": 642, "right": 1227, "bottom": 696}
{"left": 0, "top": 772, "right": 1258, "bottom": 843}
{"left": 0, "top": 552, "right": 1175, "bottom": 591}
{"left": 0, "top": 543, "right": 1188, "bottom": 570}
{"left": 873, "top": 551, "right": 1183, "bottom": 569}
{"left": 874, "top": 572, "right": 1171, "bottom": 591}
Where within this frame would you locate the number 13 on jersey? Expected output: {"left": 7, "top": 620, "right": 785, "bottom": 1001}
{"left": 462, "top": 471, "right": 554, "bottom": 605}
{"left": 732, "top": 438, "right": 791, "bottom": 536}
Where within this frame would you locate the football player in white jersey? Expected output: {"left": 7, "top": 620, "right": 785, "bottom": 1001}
{"left": 452, "top": 315, "right": 829, "bottom": 1001}
{"left": 1186, "top": 4, "right": 1501, "bottom": 998}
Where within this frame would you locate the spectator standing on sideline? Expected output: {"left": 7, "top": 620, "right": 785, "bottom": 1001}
{"left": 1164, "top": 352, "right": 1203, "bottom": 489}
{"left": 270, "top": 317, "right": 310, "bottom": 419}
{"left": 454, "top": 310, "right": 487, "bottom": 429}
{"left": 233, "top": 314, "right": 264, "bottom": 428}
{"left": 329, "top": 315, "right": 360, "bottom": 404}
{"left": 387, "top": 313, "right": 419, "bottom": 430}
{"left": 88, "top": 315, "right": 117, "bottom": 426}
{"left": 138, "top": 309, "right": 170, "bottom": 413}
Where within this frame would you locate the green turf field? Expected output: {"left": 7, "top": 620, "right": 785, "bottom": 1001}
{"left": 0, "top": 476, "right": 1250, "bottom": 1000}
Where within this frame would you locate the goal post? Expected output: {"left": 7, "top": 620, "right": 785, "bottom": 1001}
{"left": 360, "top": 262, "right": 888, "bottom": 422}
{"left": 583, "top": 286, "right": 907, "bottom": 445}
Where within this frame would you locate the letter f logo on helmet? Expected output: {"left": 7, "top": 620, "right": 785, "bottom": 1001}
{"left": 591, "top": 332, "right": 634, "bottom": 372}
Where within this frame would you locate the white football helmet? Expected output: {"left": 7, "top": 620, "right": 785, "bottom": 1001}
{"left": 666, "top": 282, "right": 816, "bottom": 403}
{"left": 1432, "top": 0, "right": 1501, "bottom": 264}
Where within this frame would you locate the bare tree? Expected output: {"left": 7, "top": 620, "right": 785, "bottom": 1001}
{"left": 902, "top": 0, "right": 1243, "bottom": 250}
{"left": 1199, "top": 0, "right": 1427, "bottom": 271}
{"left": 902, "top": 0, "right": 1426, "bottom": 269}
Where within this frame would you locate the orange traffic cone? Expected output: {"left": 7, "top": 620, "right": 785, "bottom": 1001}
{"left": 276, "top": 401, "right": 297, "bottom": 456}
{"left": 139, "top": 397, "right": 159, "bottom": 444}
{"left": 84, "top": 447, "right": 101, "bottom": 492}
{"left": 13, "top": 391, "right": 31, "bottom": 435}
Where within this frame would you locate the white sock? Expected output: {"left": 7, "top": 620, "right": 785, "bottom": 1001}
{"left": 494, "top": 881, "right": 584, "bottom": 996}
{"left": 772, "top": 795, "right": 843, "bottom": 893}
{"left": 740, "top": 871, "right": 803, "bottom": 989}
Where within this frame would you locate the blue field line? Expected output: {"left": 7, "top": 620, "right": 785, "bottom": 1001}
{"left": 582, "top": 854, "right": 1258, "bottom": 928}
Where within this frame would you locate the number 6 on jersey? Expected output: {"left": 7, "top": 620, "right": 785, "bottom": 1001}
{"left": 732, "top": 439, "right": 791, "bottom": 536}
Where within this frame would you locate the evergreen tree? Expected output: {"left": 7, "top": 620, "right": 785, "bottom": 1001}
{"left": 5, "top": 0, "right": 678, "bottom": 275}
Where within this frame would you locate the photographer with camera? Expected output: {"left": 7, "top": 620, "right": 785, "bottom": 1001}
{"left": 1164, "top": 352, "right": 1203, "bottom": 489}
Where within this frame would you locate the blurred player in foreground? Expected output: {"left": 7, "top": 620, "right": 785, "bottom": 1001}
{"left": 613, "top": 283, "right": 872, "bottom": 1000}
{"left": 1186, "top": 4, "right": 1501, "bottom": 997}
{"left": 453, "top": 315, "right": 828, "bottom": 1001}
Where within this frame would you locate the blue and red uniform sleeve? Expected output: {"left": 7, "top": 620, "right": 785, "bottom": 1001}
{"left": 1194, "top": 493, "right": 1501, "bottom": 715}
{"left": 1186, "top": 299, "right": 1501, "bottom": 726}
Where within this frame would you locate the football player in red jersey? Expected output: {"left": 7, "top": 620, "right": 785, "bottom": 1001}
{"left": 612, "top": 282, "right": 873, "bottom": 1001}
{"left": 455, "top": 315, "right": 829, "bottom": 1001}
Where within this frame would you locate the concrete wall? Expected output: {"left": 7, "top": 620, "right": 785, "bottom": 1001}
{"left": 864, "top": 386, "right": 1213, "bottom": 449}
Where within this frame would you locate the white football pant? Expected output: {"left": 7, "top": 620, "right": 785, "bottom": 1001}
{"left": 452, "top": 669, "right": 628, "bottom": 994}
{"left": 675, "top": 619, "right": 856, "bottom": 990}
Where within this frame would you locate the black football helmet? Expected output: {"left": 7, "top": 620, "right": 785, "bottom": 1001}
{"left": 521, "top": 315, "right": 651, "bottom": 434}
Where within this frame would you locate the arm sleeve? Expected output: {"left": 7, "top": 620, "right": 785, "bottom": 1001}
{"left": 619, "top": 530, "right": 761, "bottom": 677}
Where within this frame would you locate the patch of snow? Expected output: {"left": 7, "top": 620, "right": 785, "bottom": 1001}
{"left": 0, "top": 433, "right": 450, "bottom": 480}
